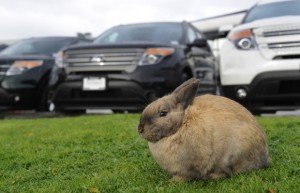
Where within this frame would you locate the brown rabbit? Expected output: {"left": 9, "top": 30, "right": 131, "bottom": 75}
{"left": 138, "top": 78, "right": 270, "bottom": 182}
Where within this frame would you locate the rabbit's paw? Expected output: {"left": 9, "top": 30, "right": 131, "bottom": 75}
{"left": 170, "top": 175, "right": 189, "bottom": 182}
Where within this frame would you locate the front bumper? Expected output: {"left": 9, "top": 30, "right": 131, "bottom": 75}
{"left": 0, "top": 88, "right": 39, "bottom": 110}
{"left": 220, "top": 41, "right": 300, "bottom": 86}
{"left": 52, "top": 65, "right": 179, "bottom": 111}
{"left": 53, "top": 77, "right": 168, "bottom": 111}
{"left": 222, "top": 71, "right": 300, "bottom": 112}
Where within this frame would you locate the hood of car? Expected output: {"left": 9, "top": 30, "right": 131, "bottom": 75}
{"left": 233, "top": 16, "right": 300, "bottom": 32}
{"left": 0, "top": 54, "right": 53, "bottom": 61}
{"left": 65, "top": 41, "right": 181, "bottom": 51}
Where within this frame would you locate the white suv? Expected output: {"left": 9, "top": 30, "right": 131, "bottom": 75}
{"left": 220, "top": 0, "right": 300, "bottom": 114}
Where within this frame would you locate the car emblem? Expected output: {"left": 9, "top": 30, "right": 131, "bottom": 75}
{"left": 91, "top": 55, "right": 105, "bottom": 65}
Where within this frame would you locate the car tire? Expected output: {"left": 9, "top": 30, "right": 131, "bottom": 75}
{"left": 36, "top": 87, "right": 53, "bottom": 112}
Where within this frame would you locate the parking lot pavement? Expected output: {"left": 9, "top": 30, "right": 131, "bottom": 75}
{"left": 0, "top": 109, "right": 299, "bottom": 119}
{"left": 0, "top": 110, "right": 63, "bottom": 119}
{"left": 262, "top": 109, "right": 300, "bottom": 117}
{"left": 0, "top": 109, "right": 113, "bottom": 119}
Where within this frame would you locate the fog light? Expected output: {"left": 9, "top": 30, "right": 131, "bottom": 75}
{"left": 236, "top": 88, "right": 247, "bottom": 99}
{"left": 14, "top": 95, "right": 20, "bottom": 102}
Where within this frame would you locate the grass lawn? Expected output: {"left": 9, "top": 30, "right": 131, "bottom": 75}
{"left": 0, "top": 114, "right": 299, "bottom": 193}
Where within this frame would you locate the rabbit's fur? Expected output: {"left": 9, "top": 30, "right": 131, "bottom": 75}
{"left": 138, "top": 78, "right": 270, "bottom": 182}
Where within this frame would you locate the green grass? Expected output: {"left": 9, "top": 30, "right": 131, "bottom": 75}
{"left": 0, "top": 114, "right": 299, "bottom": 193}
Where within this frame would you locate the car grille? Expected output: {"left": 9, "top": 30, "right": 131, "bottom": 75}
{"left": 64, "top": 48, "right": 145, "bottom": 74}
{"left": 0, "top": 62, "right": 11, "bottom": 75}
{"left": 254, "top": 23, "right": 300, "bottom": 60}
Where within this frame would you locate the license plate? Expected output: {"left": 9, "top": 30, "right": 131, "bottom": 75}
{"left": 82, "top": 77, "right": 106, "bottom": 91}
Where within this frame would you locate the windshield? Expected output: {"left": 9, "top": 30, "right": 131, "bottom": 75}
{"left": 0, "top": 38, "right": 73, "bottom": 56}
{"left": 94, "top": 23, "right": 183, "bottom": 45}
{"left": 243, "top": 0, "right": 300, "bottom": 23}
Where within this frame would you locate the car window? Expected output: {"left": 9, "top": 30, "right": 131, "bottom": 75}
{"left": 243, "top": 0, "right": 300, "bottom": 23}
{"left": 187, "top": 27, "right": 197, "bottom": 44}
{"left": 94, "top": 23, "right": 183, "bottom": 45}
{"left": 0, "top": 38, "right": 73, "bottom": 56}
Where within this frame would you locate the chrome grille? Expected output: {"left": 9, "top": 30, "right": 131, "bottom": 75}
{"left": 263, "top": 29, "right": 300, "bottom": 37}
{"left": 254, "top": 23, "right": 300, "bottom": 60}
{"left": 0, "top": 63, "right": 10, "bottom": 75}
{"left": 64, "top": 48, "right": 145, "bottom": 74}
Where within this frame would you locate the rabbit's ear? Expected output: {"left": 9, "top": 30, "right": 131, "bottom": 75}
{"left": 172, "top": 78, "right": 200, "bottom": 109}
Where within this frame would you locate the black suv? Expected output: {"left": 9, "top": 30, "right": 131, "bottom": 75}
{"left": 51, "top": 22, "right": 217, "bottom": 113}
{"left": 0, "top": 35, "right": 92, "bottom": 111}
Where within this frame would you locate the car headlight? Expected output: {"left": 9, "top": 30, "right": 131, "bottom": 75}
{"left": 139, "top": 48, "right": 174, "bottom": 65}
{"left": 228, "top": 29, "right": 256, "bottom": 50}
{"left": 6, "top": 60, "right": 43, "bottom": 76}
{"left": 53, "top": 51, "right": 64, "bottom": 68}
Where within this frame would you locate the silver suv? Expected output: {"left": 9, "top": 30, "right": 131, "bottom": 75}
{"left": 220, "top": 0, "right": 300, "bottom": 114}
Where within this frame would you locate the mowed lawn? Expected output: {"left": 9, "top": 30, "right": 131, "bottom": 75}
{"left": 0, "top": 114, "right": 299, "bottom": 193}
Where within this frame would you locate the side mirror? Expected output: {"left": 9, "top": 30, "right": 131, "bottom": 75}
{"left": 189, "top": 39, "right": 208, "bottom": 48}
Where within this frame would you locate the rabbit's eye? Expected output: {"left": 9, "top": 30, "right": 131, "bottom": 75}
{"left": 159, "top": 111, "right": 168, "bottom": 117}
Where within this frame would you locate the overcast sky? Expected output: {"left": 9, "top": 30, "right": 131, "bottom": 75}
{"left": 0, "top": 0, "right": 259, "bottom": 40}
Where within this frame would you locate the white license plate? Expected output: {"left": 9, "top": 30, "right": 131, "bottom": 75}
{"left": 82, "top": 77, "right": 106, "bottom": 91}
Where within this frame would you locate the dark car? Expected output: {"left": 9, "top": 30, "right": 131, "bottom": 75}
{"left": 50, "top": 22, "right": 217, "bottom": 113}
{"left": 0, "top": 35, "right": 92, "bottom": 111}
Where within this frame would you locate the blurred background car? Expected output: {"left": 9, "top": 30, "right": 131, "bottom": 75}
{"left": 0, "top": 34, "right": 93, "bottom": 112}
{"left": 50, "top": 21, "right": 217, "bottom": 114}
{"left": 220, "top": 0, "right": 300, "bottom": 114}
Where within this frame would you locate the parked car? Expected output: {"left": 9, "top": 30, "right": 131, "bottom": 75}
{"left": 0, "top": 35, "right": 92, "bottom": 111}
{"left": 219, "top": 0, "right": 300, "bottom": 114}
{"left": 50, "top": 21, "right": 217, "bottom": 113}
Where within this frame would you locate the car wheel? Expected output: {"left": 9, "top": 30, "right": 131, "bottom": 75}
{"left": 36, "top": 87, "right": 54, "bottom": 112}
